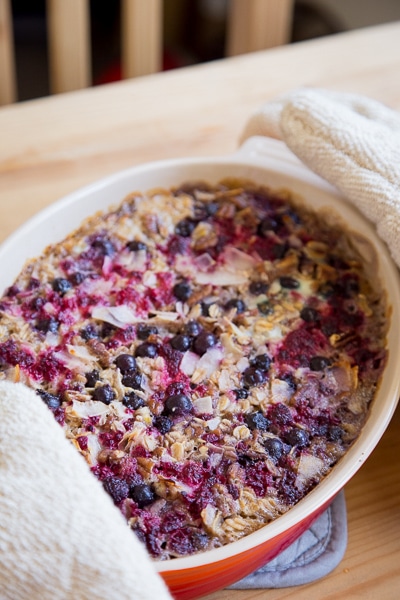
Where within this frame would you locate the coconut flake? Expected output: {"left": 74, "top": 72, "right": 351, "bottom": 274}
{"left": 70, "top": 399, "right": 109, "bottom": 419}
{"left": 195, "top": 347, "right": 224, "bottom": 378}
{"left": 180, "top": 351, "right": 199, "bottom": 376}
{"left": 194, "top": 269, "right": 248, "bottom": 286}
{"left": 193, "top": 253, "right": 216, "bottom": 271}
{"left": 102, "top": 255, "right": 113, "bottom": 277}
{"left": 205, "top": 417, "right": 220, "bottom": 430}
{"left": 91, "top": 305, "right": 139, "bottom": 327}
{"left": 221, "top": 246, "right": 260, "bottom": 270}
{"left": 148, "top": 310, "right": 180, "bottom": 322}
{"left": 271, "top": 379, "right": 293, "bottom": 403}
{"left": 86, "top": 434, "right": 102, "bottom": 465}
{"left": 295, "top": 453, "right": 325, "bottom": 489}
{"left": 193, "top": 395, "right": 213, "bottom": 415}
{"left": 82, "top": 277, "right": 114, "bottom": 296}
{"left": 66, "top": 344, "right": 96, "bottom": 364}
{"left": 116, "top": 249, "right": 147, "bottom": 272}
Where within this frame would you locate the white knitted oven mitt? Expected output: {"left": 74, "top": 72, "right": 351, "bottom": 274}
{"left": 0, "top": 381, "right": 172, "bottom": 600}
{"left": 241, "top": 88, "right": 400, "bottom": 268}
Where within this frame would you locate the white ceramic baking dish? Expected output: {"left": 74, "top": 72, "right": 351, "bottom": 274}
{"left": 1, "top": 137, "right": 399, "bottom": 600}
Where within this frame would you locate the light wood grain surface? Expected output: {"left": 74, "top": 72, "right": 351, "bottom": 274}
{"left": 0, "top": 21, "right": 400, "bottom": 600}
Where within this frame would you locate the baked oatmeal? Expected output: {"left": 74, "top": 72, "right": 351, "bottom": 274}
{"left": 0, "top": 179, "right": 387, "bottom": 559}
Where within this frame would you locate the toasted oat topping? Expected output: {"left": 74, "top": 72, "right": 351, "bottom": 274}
{"left": 0, "top": 179, "right": 387, "bottom": 559}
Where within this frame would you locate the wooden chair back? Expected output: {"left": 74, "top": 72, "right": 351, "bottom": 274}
{"left": 0, "top": 0, "right": 293, "bottom": 106}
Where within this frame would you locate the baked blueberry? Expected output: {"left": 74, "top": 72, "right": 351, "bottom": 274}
{"left": 122, "top": 392, "right": 145, "bottom": 410}
{"left": 153, "top": 415, "right": 173, "bottom": 434}
{"left": 36, "top": 389, "right": 61, "bottom": 410}
{"left": 264, "top": 437, "right": 285, "bottom": 460}
{"left": 52, "top": 277, "right": 72, "bottom": 295}
{"left": 170, "top": 334, "right": 191, "bottom": 352}
{"left": 122, "top": 371, "right": 143, "bottom": 389}
{"left": 115, "top": 353, "right": 137, "bottom": 373}
{"left": 136, "top": 323, "right": 158, "bottom": 340}
{"left": 225, "top": 298, "right": 246, "bottom": 313}
{"left": 85, "top": 369, "right": 100, "bottom": 387}
{"left": 249, "top": 281, "right": 268, "bottom": 295}
{"left": 245, "top": 412, "right": 270, "bottom": 431}
{"left": 129, "top": 483, "right": 155, "bottom": 507}
{"left": 284, "top": 428, "right": 309, "bottom": 448}
{"left": 280, "top": 276, "right": 300, "bottom": 289}
{"left": 242, "top": 367, "right": 265, "bottom": 387}
{"left": 93, "top": 384, "right": 115, "bottom": 405}
{"left": 175, "top": 219, "right": 196, "bottom": 237}
{"left": 173, "top": 281, "right": 192, "bottom": 301}
{"left": 309, "top": 356, "right": 332, "bottom": 371}
{"left": 193, "top": 331, "right": 217, "bottom": 355}
{"left": 164, "top": 393, "right": 193, "bottom": 416}
{"left": 184, "top": 320, "right": 202, "bottom": 337}
{"left": 135, "top": 342, "right": 158, "bottom": 358}
{"left": 251, "top": 354, "right": 271, "bottom": 371}
{"left": 127, "top": 240, "right": 147, "bottom": 251}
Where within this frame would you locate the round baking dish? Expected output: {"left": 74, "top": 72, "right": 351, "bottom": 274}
{"left": 1, "top": 137, "right": 399, "bottom": 600}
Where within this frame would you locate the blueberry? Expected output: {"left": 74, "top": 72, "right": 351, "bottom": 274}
{"left": 52, "top": 277, "right": 72, "bottom": 295}
{"left": 135, "top": 342, "right": 158, "bottom": 358}
{"left": 100, "top": 322, "right": 116, "bottom": 339}
{"left": 251, "top": 354, "right": 271, "bottom": 371}
{"left": 122, "top": 371, "right": 143, "bottom": 389}
{"left": 205, "top": 201, "right": 219, "bottom": 216}
{"left": 136, "top": 323, "right": 158, "bottom": 340}
{"left": 170, "top": 334, "right": 192, "bottom": 352}
{"left": 36, "top": 389, "right": 61, "bottom": 410}
{"left": 92, "top": 237, "right": 115, "bottom": 256}
{"left": 309, "top": 356, "right": 332, "bottom": 371}
{"left": 93, "top": 384, "right": 115, "bottom": 405}
{"left": 300, "top": 307, "right": 319, "bottom": 322}
{"left": 36, "top": 316, "right": 59, "bottom": 334}
{"left": 127, "top": 240, "right": 147, "bottom": 252}
{"left": 234, "top": 388, "right": 249, "bottom": 399}
{"left": 153, "top": 415, "right": 173, "bottom": 434}
{"left": 175, "top": 219, "right": 196, "bottom": 237}
{"left": 264, "top": 437, "right": 285, "bottom": 460}
{"left": 129, "top": 483, "right": 155, "bottom": 507}
{"left": 245, "top": 411, "right": 270, "bottom": 431}
{"left": 200, "top": 301, "right": 213, "bottom": 316}
{"left": 30, "top": 296, "right": 45, "bottom": 311}
{"left": 257, "top": 301, "right": 273, "bottom": 315}
{"left": 183, "top": 320, "right": 202, "bottom": 337}
{"left": 193, "top": 331, "right": 217, "bottom": 355}
{"left": 259, "top": 217, "right": 278, "bottom": 235}
{"left": 284, "top": 428, "right": 309, "bottom": 448}
{"left": 80, "top": 324, "right": 98, "bottom": 341}
{"left": 85, "top": 369, "right": 100, "bottom": 387}
{"left": 225, "top": 298, "right": 246, "bottom": 314}
{"left": 272, "top": 243, "right": 287, "bottom": 259}
{"left": 115, "top": 353, "right": 137, "bottom": 373}
{"left": 280, "top": 276, "right": 300, "bottom": 289}
{"left": 190, "top": 530, "right": 210, "bottom": 550}
{"left": 242, "top": 367, "right": 265, "bottom": 387}
{"left": 173, "top": 281, "right": 192, "bottom": 301}
{"left": 122, "top": 392, "right": 145, "bottom": 410}
{"left": 164, "top": 393, "right": 193, "bottom": 416}
{"left": 103, "top": 476, "right": 130, "bottom": 504}
{"left": 249, "top": 281, "right": 268, "bottom": 295}
{"left": 69, "top": 272, "right": 85, "bottom": 286}
{"left": 328, "top": 426, "right": 344, "bottom": 442}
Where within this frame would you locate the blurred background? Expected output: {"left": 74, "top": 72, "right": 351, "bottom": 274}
{"left": 10, "top": 0, "right": 400, "bottom": 102}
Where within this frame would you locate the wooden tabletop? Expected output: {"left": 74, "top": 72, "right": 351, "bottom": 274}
{"left": 1, "top": 20, "right": 400, "bottom": 600}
